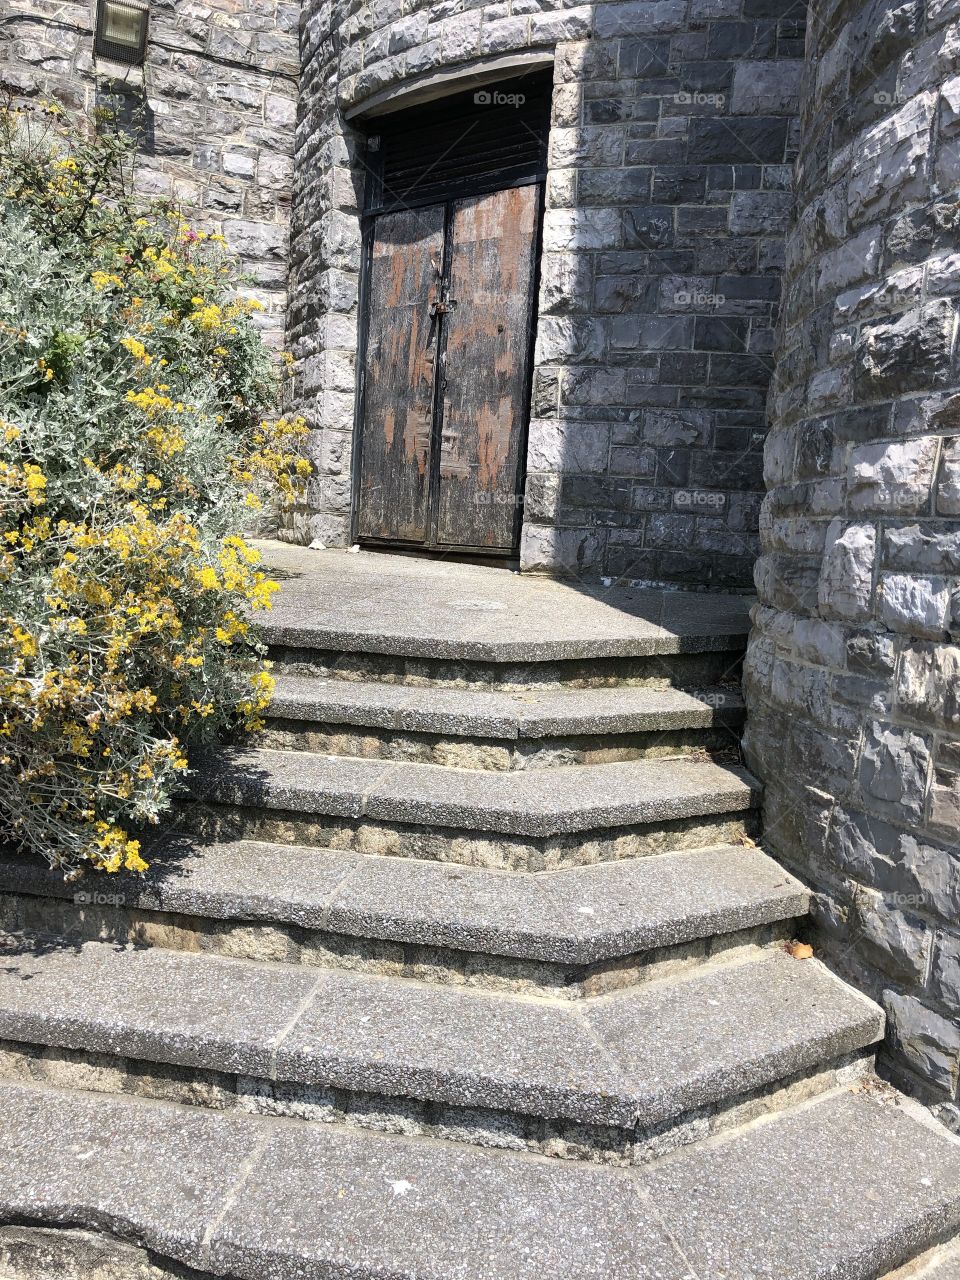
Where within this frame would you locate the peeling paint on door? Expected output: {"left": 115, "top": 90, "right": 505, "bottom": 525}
{"left": 356, "top": 205, "right": 443, "bottom": 543}
{"left": 357, "top": 186, "right": 540, "bottom": 552}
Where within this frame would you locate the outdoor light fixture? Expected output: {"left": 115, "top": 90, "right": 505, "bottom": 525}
{"left": 94, "top": 0, "right": 149, "bottom": 65}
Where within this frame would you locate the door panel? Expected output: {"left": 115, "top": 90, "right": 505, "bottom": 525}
{"left": 357, "top": 205, "right": 444, "bottom": 543}
{"left": 436, "top": 186, "right": 540, "bottom": 549}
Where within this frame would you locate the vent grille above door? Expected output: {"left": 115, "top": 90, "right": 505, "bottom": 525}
{"left": 366, "top": 74, "right": 552, "bottom": 213}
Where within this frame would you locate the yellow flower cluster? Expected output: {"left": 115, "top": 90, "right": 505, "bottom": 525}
{"left": 1, "top": 496, "right": 281, "bottom": 872}
{"left": 126, "top": 385, "right": 174, "bottom": 415}
{"left": 189, "top": 301, "right": 223, "bottom": 331}
{"left": 237, "top": 416, "right": 311, "bottom": 508}
{"left": 0, "top": 102, "right": 311, "bottom": 879}
{"left": 1, "top": 459, "right": 47, "bottom": 506}
{"left": 92, "top": 270, "right": 124, "bottom": 290}
{"left": 94, "top": 824, "right": 149, "bottom": 874}
{"left": 120, "top": 336, "right": 153, "bottom": 365}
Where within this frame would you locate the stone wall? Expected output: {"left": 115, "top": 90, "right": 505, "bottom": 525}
{"left": 286, "top": 0, "right": 805, "bottom": 587}
{"left": 0, "top": 0, "right": 299, "bottom": 341}
{"left": 743, "top": 0, "right": 960, "bottom": 1125}
{"left": 2, "top": 0, "right": 805, "bottom": 587}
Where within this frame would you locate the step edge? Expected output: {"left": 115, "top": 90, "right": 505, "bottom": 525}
{"left": 1, "top": 1079, "right": 958, "bottom": 1280}
{"left": 0, "top": 875, "right": 810, "bottom": 968}
{"left": 189, "top": 751, "right": 762, "bottom": 837}
{"left": 260, "top": 621, "right": 749, "bottom": 663}
{"left": 318, "top": 892, "right": 811, "bottom": 965}
{"left": 629, "top": 1006, "right": 885, "bottom": 1130}
{"left": 0, "top": 948, "right": 886, "bottom": 1133}
{"left": 0, "top": 846, "right": 810, "bottom": 966}
{"left": 267, "top": 681, "right": 747, "bottom": 739}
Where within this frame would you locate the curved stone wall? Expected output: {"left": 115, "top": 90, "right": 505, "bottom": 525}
{"left": 743, "top": 0, "right": 960, "bottom": 1124}
{"left": 286, "top": 0, "right": 805, "bottom": 586}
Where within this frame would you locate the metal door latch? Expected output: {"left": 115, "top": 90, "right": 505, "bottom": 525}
{"left": 429, "top": 299, "right": 457, "bottom": 317}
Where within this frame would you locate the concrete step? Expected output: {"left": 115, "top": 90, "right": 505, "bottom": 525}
{"left": 186, "top": 747, "right": 761, "bottom": 869}
{"left": 258, "top": 547, "right": 749, "bottom": 689}
{"left": 255, "top": 543, "right": 750, "bottom": 687}
{"left": 0, "top": 840, "right": 809, "bottom": 996}
{"left": 1, "top": 1080, "right": 959, "bottom": 1279}
{"left": 0, "top": 942, "right": 882, "bottom": 1142}
{"left": 262, "top": 675, "right": 745, "bottom": 767}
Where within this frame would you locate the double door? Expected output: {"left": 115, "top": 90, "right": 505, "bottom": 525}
{"left": 356, "top": 183, "right": 541, "bottom": 553}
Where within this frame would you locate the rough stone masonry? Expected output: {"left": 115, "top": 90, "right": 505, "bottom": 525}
{"left": 3, "top": 0, "right": 960, "bottom": 1127}
{"left": 286, "top": 0, "right": 805, "bottom": 585}
{"left": 0, "top": 0, "right": 299, "bottom": 345}
{"left": 743, "top": 0, "right": 960, "bottom": 1127}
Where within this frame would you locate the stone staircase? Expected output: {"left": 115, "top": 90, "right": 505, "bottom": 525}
{"left": 1, "top": 544, "right": 960, "bottom": 1280}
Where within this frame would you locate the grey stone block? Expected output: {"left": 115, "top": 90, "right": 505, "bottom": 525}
{"left": 848, "top": 92, "right": 936, "bottom": 222}
{"left": 885, "top": 991, "right": 960, "bottom": 1095}
{"left": 858, "top": 721, "right": 931, "bottom": 823}
{"left": 855, "top": 301, "right": 957, "bottom": 400}
{"left": 730, "top": 60, "right": 803, "bottom": 113}
{"left": 817, "top": 521, "right": 877, "bottom": 621}
{"left": 883, "top": 523, "right": 960, "bottom": 574}
{"left": 848, "top": 437, "right": 939, "bottom": 514}
{"left": 729, "top": 190, "right": 794, "bottom": 235}
{"left": 933, "top": 932, "right": 960, "bottom": 1014}
{"left": 688, "top": 117, "right": 790, "bottom": 164}
{"left": 897, "top": 643, "right": 960, "bottom": 726}
{"left": 880, "top": 572, "right": 951, "bottom": 636}
{"left": 644, "top": 1088, "right": 960, "bottom": 1279}
{"left": 938, "top": 438, "right": 960, "bottom": 514}
{"left": 857, "top": 889, "right": 932, "bottom": 983}
{"left": 585, "top": 951, "right": 883, "bottom": 1127}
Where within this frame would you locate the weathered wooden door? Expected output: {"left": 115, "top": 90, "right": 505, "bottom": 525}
{"left": 357, "top": 185, "right": 541, "bottom": 552}
{"left": 437, "top": 186, "right": 540, "bottom": 549}
{"left": 356, "top": 205, "right": 444, "bottom": 544}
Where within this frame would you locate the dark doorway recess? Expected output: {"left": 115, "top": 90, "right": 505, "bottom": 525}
{"left": 354, "top": 75, "right": 551, "bottom": 555}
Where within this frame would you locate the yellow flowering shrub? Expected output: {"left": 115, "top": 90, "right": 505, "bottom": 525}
{"left": 0, "top": 102, "right": 310, "bottom": 876}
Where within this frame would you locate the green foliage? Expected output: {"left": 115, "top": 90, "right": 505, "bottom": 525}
{"left": 0, "top": 101, "right": 308, "bottom": 876}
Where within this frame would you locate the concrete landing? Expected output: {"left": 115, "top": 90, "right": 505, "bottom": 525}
{"left": 253, "top": 541, "right": 752, "bottom": 660}
{"left": 1, "top": 1082, "right": 960, "bottom": 1280}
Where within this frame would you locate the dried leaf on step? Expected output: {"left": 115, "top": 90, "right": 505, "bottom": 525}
{"left": 787, "top": 942, "right": 814, "bottom": 959}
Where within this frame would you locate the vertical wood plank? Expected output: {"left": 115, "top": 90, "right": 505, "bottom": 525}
{"left": 436, "top": 185, "right": 539, "bottom": 550}
{"left": 357, "top": 205, "right": 444, "bottom": 543}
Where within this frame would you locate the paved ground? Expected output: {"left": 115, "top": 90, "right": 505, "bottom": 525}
{"left": 253, "top": 541, "right": 752, "bottom": 660}
{"left": 4, "top": 539, "right": 959, "bottom": 1280}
